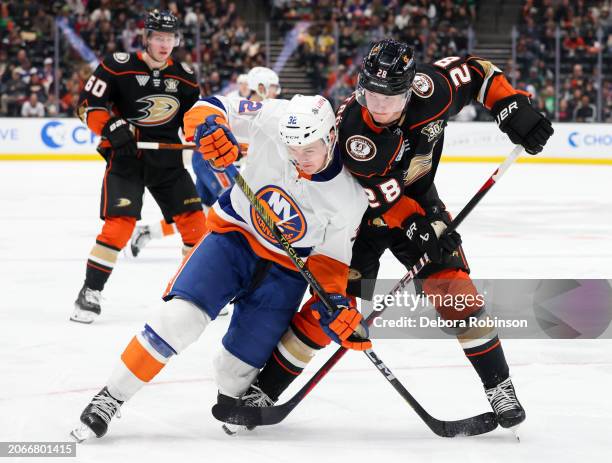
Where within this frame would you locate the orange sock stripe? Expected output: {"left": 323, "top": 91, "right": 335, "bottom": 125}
{"left": 465, "top": 340, "right": 501, "bottom": 358}
{"left": 120, "top": 336, "right": 166, "bottom": 382}
{"left": 160, "top": 220, "right": 175, "bottom": 236}
{"left": 272, "top": 350, "right": 301, "bottom": 376}
{"left": 86, "top": 261, "right": 112, "bottom": 273}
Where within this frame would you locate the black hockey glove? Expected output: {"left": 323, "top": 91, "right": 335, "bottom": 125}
{"left": 102, "top": 117, "right": 136, "bottom": 157}
{"left": 491, "top": 94, "right": 553, "bottom": 155}
{"left": 403, "top": 210, "right": 462, "bottom": 264}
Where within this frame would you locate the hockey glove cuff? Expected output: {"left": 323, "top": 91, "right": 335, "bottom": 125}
{"left": 491, "top": 94, "right": 554, "bottom": 155}
{"left": 102, "top": 117, "right": 136, "bottom": 157}
{"left": 307, "top": 294, "right": 372, "bottom": 351}
{"left": 404, "top": 213, "right": 461, "bottom": 264}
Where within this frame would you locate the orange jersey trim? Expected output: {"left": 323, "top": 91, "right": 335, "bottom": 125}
{"left": 360, "top": 106, "right": 385, "bottom": 134}
{"left": 100, "top": 62, "right": 148, "bottom": 77}
{"left": 483, "top": 74, "right": 530, "bottom": 110}
{"left": 468, "top": 64, "right": 484, "bottom": 79}
{"left": 101, "top": 152, "right": 114, "bottom": 217}
{"left": 86, "top": 109, "right": 110, "bottom": 136}
{"left": 381, "top": 195, "right": 426, "bottom": 229}
{"left": 165, "top": 73, "right": 198, "bottom": 89}
{"left": 206, "top": 208, "right": 298, "bottom": 271}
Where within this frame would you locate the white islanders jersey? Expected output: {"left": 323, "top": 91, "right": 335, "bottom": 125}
{"left": 184, "top": 95, "right": 368, "bottom": 292}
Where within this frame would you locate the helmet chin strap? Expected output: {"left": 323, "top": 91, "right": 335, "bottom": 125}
{"left": 312, "top": 138, "right": 336, "bottom": 174}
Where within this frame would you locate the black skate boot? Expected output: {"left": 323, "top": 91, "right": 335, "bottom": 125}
{"left": 70, "top": 387, "right": 123, "bottom": 443}
{"left": 129, "top": 225, "right": 152, "bottom": 257}
{"left": 485, "top": 377, "right": 526, "bottom": 430}
{"left": 70, "top": 285, "right": 102, "bottom": 324}
{"left": 220, "top": 384, "right": 275, "bottom": 436}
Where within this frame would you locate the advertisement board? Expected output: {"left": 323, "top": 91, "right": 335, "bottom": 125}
{"left": 0, "top": 118, "right": 610, "bottom": 163}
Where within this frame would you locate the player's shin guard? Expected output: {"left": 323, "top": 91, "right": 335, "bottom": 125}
{"left": 458, "top": 310, "right": 509, "bottom": 389}
{"left": 85, "top": 216, "right": 137, "bottom": 290}
{"left": 257, "top": 315, "right": 327, "bottom": 401}
{"left": 107, "top": 298, "right": 210, "bottom": 402}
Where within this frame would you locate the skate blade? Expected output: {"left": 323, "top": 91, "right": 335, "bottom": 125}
{"left": 70, "top": 424, "right": 96, "bottom": 443}
{"left": 509, "top": 424, "right": 521, "bottom": 442}
{"left": 69, "top": 306, "right": 98, "bottom": 324}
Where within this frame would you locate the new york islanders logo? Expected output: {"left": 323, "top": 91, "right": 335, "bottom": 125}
{"left": 251, "top": 185, "right": 307, "bottom": 246}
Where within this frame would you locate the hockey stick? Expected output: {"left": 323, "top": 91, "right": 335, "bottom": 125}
{"left": 213, "top": 145, "right": 523, "bottom": 436}
{"left": 135, "top": 141, "right": 250, "bottom": 153}
{"left": 226, "top": 172, "right": 500, "bottom": 437}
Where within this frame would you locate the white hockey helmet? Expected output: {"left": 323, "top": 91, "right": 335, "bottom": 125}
{"left": 278, "top": 95, "right": 336, "bottom": 148}
{"left": 247, "top": 66, "right": 281, "bottom": 99}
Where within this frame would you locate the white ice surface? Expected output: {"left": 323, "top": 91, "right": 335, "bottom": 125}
{"left": 1, "top": 161, "right": 611, "bottom": 463}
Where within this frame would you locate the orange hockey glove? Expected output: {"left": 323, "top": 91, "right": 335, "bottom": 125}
{"left": 306, "top": 294, "right": 372, "bottom": 351}
{"left": 194, "top": 115, "right": 240, "bottom": 169}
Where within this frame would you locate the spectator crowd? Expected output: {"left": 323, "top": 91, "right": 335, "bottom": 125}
{"left": 1, "top": 0, "right": 609, "bottom": 121}
{"left": 0, "top": 0, "right": 264, "bottom": 117}
{"left": 270, "top": 0, "right": 477, "bottom": 108}
{"left": 515, "top": 0, "right": 612, "bottom": 121}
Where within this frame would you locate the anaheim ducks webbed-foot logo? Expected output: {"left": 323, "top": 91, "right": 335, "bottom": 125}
{"left": 128, "top": 94, "right": 180, "bottom": 126}
{"left": 251, "top": 185, "right": 307, "bottom": 246}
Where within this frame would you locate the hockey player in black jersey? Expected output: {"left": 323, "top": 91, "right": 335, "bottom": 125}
{"left": 70, "top": 10, "right": 207, "bottom": 324}
{"left": 219, "top": 40, "right": 553, "bottom": 433}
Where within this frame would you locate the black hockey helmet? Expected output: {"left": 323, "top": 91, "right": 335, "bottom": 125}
{"left": 357, "top": 39, "right": 416, "bottom": 96}
{"left": 145, "top": 9, "right": 179, "bottom": 34}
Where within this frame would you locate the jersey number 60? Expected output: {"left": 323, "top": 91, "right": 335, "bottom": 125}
{"left": 84, "top": 75, "right": 107, "bottom": 98}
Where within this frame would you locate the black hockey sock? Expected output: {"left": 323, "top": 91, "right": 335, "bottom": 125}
{"left": 256, "top": 346, "right": 304, "bottom": 402}
{"left": 85, "top": 241, "right": 119, "bottom": 291}
{"left": 463, "top": 336, "right": 510, "bottom": 390}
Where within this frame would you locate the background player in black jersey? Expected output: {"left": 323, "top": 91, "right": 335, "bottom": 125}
{"left": 218, "top": 40, "right": 553, "bottom": 433}
{"left": 70, "top": 10, "right": 207, "bottom": 324}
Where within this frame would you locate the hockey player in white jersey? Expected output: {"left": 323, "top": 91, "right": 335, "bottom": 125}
{"left": 70, "top": 93, "right": 370, "bottom": 442}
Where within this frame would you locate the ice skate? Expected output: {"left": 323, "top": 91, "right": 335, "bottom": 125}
{"left": 129, "top": 225, "right": 152, "bottom": 258}
{"left": 70, "top": 387, "right": 123, "bottom": 443}
{"left": 485, "top": 377, "right": 525, "bottom": 437}
{"left": 221, "top": 384, "right": 275, "bottom": 436}
{"left": 70, "top": 285, "right": 102, "bottom": 324}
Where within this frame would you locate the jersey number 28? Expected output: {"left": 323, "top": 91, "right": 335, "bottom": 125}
{"left": 364, "top": 178, "right": 401, "bottom": 208}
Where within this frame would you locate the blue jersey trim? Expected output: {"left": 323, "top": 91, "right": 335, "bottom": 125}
{"left": 311, "top": 145, "right": 343, "bottom": 182}
{"left": 217, "top": 189, "right": 245, "bottom": 223}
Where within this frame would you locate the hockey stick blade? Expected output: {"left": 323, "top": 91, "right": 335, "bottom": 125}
{"left": 212, "top": 400, "right": 497, "bottom": 437}
{"left": 213, "top": 346, "right": 498, "bottom": 437}
{"left": 212, "top": 345, "right": 350, "bottom": 428}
